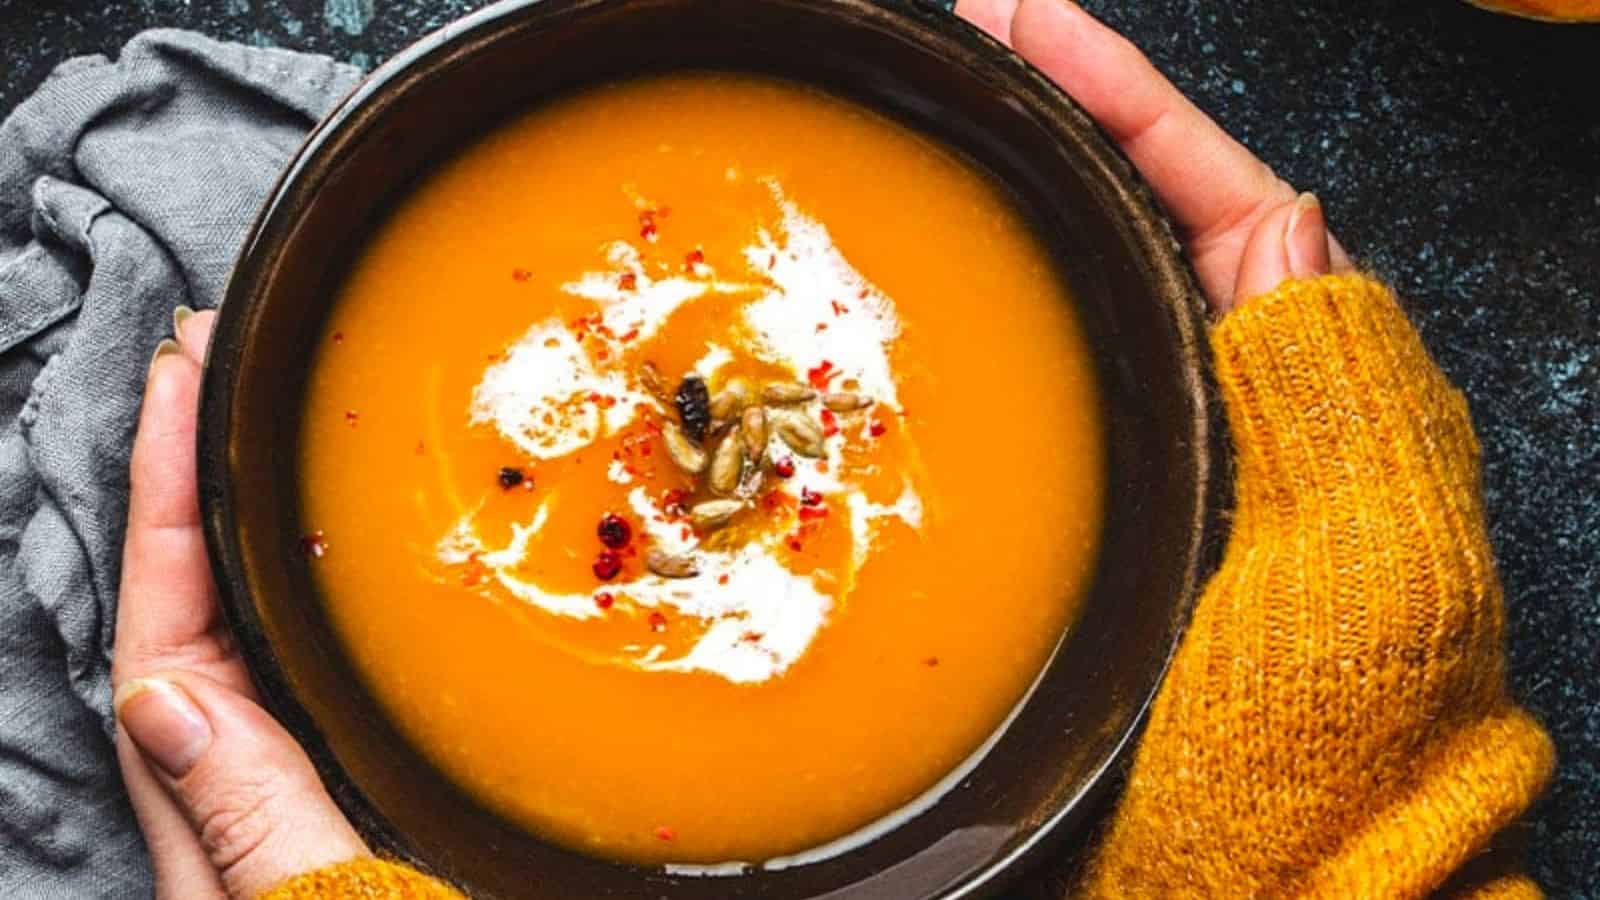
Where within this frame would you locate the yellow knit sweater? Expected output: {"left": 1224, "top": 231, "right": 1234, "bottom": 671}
{"left": 262, "top": 275, "right": 1554, "bottom": 900}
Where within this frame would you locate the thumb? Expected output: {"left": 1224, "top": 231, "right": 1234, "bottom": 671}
{"left": 1229, "top": 192, "right": 1333, "bottom": 312}
{"left": 114, "top": 673, "right": 369, "bottom": 899}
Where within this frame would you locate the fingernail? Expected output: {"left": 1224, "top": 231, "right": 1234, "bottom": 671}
{"left": 173, "top": 305, "right": 196, "bottom": 335}
{"left": 115, "top": 678, "right": 211, "bottom": 779}
{"left": 148, "top": 338, "right": 181, "bottom": 378}
{"left": 1284, "top": 192, "right": 1327, "bottom": 278}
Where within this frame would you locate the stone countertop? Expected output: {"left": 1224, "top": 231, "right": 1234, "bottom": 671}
{"left": 2, "top": 0, "right": 1596, "bottom": 893}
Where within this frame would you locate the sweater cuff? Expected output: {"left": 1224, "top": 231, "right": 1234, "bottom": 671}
{"left": 260, "top": 857, "right": 464, "bottom": 899}
{"left": 1210, "top": 273, "right": 1480, "bottom": 517}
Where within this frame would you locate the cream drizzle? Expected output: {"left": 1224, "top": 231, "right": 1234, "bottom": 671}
{"left": 441, "top": 182, "right": 923, "bottom": 684}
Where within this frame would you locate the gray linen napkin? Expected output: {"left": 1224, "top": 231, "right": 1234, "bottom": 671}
{"left": 0, "top": 31, "right": 359, "bottom": 897}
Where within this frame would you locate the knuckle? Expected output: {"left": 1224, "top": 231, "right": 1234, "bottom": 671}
{"left": 192, "top": 772, "right": 283, "bottom": 876}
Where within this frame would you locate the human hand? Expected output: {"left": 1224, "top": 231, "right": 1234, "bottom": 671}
{"left": 956, "top": 5, "right": 1553, "bottom": 897}
{"left": 112, "top": 310, "right": 368, "bottom": 899}
{"left": 957, "top": 0, "right": 1352, "bottom": 311}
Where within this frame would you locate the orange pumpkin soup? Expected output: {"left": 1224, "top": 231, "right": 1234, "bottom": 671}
{"left": 299, "top": 72, "right": 1102, "bottom": 866}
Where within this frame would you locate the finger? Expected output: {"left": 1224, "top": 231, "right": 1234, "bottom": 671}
{"left": 1005, "top": 0, "right": 1296, "bottom": 243}
{"left": 954, "top": 0, "right": 1021, "bottom": 42}
{"left": 116, "top": 325, "right": 241, "bottom": 897}
{"left": 116, "top": 343, "right": 227, "bottom": 675}
{"left": 115, "top": 674, "right": 369, "bottom": 899}
{"left": 1231, "top": 193, "right": 1332, "bottom": 310}
{"left": 116, "top": 331, "right": 249, "bottom": 691}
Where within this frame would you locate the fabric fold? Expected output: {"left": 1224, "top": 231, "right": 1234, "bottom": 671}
{"left": 0, "top": 30, "right": 361, "bottom": 898}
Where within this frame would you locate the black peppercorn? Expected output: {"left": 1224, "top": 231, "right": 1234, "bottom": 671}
{"left": 597, "top": 513, "right": 632, "bottom": 549}
{"left": 674, "top": 375, "right": 712, "bottom": 442}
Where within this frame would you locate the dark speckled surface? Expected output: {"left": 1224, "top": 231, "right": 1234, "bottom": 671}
{"left": 2, "top": 0, "right": 1595, "bottom": 893}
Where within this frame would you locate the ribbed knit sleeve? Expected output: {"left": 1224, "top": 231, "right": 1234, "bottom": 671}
{"left": 260, "top": 857, "right": 464, "bottom": 899}
{"left": 1078, "top": 274, "right": 1554, "bottom": 898}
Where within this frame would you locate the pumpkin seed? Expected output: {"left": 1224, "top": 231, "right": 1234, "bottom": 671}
{"left": 646, "top": 549, "right": 699, "bottom": 579}
{"left": 769, "top": 408, "right": 825, "bottom": 458}
{"left": 689, "top": 499, "right": 745, "bottom": 531}
{"left": 662, "top": 422, "right": 707, "bottom": 474}
{"left": 709, "top": 378, "right": 752, "bottom": 420}
{"left": 822, "top": 392, "right": 871, "bottom": 412}
{"left": 741, "top": 406, "right": 768, "bottom": 462}
{"left": 709, "top": 428, "right": 745, "bottom": 495}
{"left": 762, "top": 382, "right": 816, "bottom": 405}
{"left": 708, "top": 393, "right": 738, "bottom": 421}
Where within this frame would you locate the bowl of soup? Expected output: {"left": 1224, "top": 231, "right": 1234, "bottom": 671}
{"left": 198, "top": 0, "right": 1225, "bottom": 896}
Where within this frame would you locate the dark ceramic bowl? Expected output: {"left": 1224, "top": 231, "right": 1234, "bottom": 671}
{"left": 198, "top": 0, "right": 1224, "bottom": 896}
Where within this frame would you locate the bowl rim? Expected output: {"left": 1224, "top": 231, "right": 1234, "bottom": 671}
{"left": 198, "top": 0, "right": 1225, "bottom": 896}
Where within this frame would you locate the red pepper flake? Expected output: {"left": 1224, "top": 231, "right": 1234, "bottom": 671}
{"left": 741, "top": 631, "right": 764, "bottom": 643}
{"left": 592, "top": 551, "right": 622, "bottom": 582}
{"left": 594, "top": 592, "right": 615, "bottom": 610}
{"left": 857, "top": 288, "right": 869, "bottom": 300}
{"left": 800, "top": 488, "right": 823, "bottom": 507}
{"left": 597, "top": 514, "right": 632, "bottom": 549}
{"left": 654, "top": 825, "right": 676, "bottom": 842}
{"left": 595, "top": 347, "right": 610, "bottom": 361}
{"left": 639, "top": 210, "right": 659, "bottom": 243}
{"left": 767, "top": 253, "right": 777, "bottom": 270}
{"left": 815, "top": 322, "right": 829, "bottom": 333}
{"left": 798, "top": 506, "right": 829, "bottom": 522}
{"left": 344, "top": 410, "right": 359, "bottom": 427}
{"left": 649, "top": 611, "right": 669, "bottom": 633}
{"left": 684, "top": 247, "right": 705, "bottom": 271}
{"left": 763, "top": 489, "right": 792, "bottom": 512}
{"left": 831, "top": 300, "right": 849, "bottom": 316}
{"left": 459, "top": 552, "right": 488, "bottom": 587}
{"left": 618, "top": 271, "right": 638, "bottom": 291}
{"left": 512, "top": 268, "right": 533, "bottom": 282}
{"left": 819, "top": 409, "right": 839, "bottom": 437}
{"left": 869, "top": 419, "right": 888, "bottom": 438}
{"left": 618, "top": 328, "right": 639, "bottom": 343}
{"left": 787, "top": 534, "right": 804, "bottom": 552}
{"left": 331, "top": 331, "right": 345, "bottom": 344}
{"left": 300, "top": 530, "right": 328, "bottom": 558}
{"left": 923, "top": 656, "right": 940, "bottom": 667}
{"left": 773, "top": 458, "right": 796, "bottom": 479}
{"left": 806, "top": 360, "right": 838, "bottom": 391}
{"left": 718, "top": 573, "right": 730, "bottom": 586}
{"left": 498, "top": 466, "right": 529, "bottom": 490}
{"left": 661, "top": 489, "right": 690, "bottom": 519}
